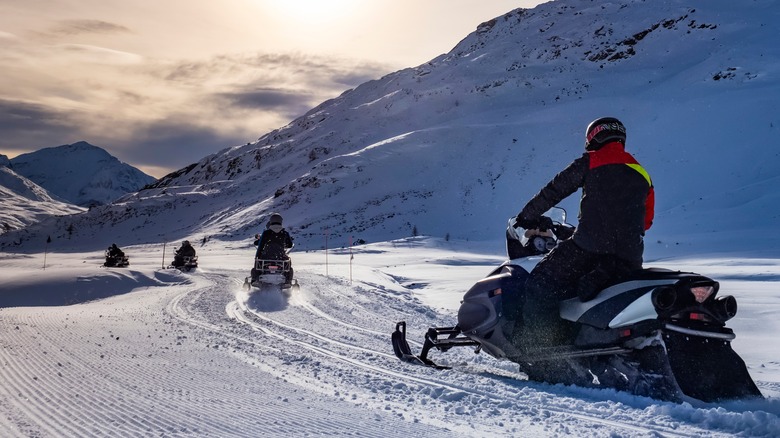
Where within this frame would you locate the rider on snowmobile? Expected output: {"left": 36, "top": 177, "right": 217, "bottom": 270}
{"left": 108, "top": 243, "right": 124, "bottom": 259}
{"left": 104, "top": 243, "right": 126, "bottom": 267}
{"left": 172, "top": 240, "right": 196, "bottom": 267}
{"left": 253, "top": 213, "right": 294, "bottom": 285}
{"left": 513, "top": 117, "right": 655, "bottom": 350}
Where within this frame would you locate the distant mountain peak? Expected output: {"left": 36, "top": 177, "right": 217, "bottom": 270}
{"left": 8, "top": 142, "right": 156, "bottom": 207}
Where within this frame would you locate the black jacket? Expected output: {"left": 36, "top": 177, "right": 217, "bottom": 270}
{"left": 255, "top": 229, "right": 293, "bottom": 260}
{"left": 108, "top": 245, "right": 124, "bottom": 258}
{"left": 518, "top": 141, "right": 654, "bottom": 265}
{"left": 176, "top": 243, "right": 196, "bottom": 257}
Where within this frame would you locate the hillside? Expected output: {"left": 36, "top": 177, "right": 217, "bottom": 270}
{"left": 0, "top": 166, "right": 85, "bottom": 234}
{"left": 1, "top": 0, "right": 778, "bottom": 254}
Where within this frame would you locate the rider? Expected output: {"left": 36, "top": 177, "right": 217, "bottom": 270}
{"left": 105, "top": 243, "right": 125, "bottom": 266}
{"left": 513, "top": 117, "right": 654, "bottom": 350}
{"left": 172, "top": 240, "right": 196, "bottom": 267}
{"left": 253, "top": 213, "right": 294, "bottom": 284}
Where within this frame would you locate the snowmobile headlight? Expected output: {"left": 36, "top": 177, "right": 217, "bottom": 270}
{"left": 690, "top": 285, "right": 715, "bottom": 303}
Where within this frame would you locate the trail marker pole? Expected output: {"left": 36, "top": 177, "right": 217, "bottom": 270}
{"left": 324, "top": 228, "right": 329, "bottom": 277}
{"left": 162, "top": 242, "right": 166, "bottom": 269}
{"left": 349, "top": 236, "right": 353, "bottom": 284}
{"left": 43, "top": 235, "right": 51, "bottom": 270}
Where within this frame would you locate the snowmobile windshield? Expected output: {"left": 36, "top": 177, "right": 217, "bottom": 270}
{"left": 545, "top": 206, "right": 568, "bottom": 226}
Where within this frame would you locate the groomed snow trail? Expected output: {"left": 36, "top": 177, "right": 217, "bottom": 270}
{"left": 1, "top": 265, "right": 778, "bottom": 437}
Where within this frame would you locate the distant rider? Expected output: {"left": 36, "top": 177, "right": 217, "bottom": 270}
{"left": 104, "top": 243, "right": 125, "bottom": 267}
{"left": 513, "top": 117, "right": 654, "bottom": 350}
{"left": 252, "top": 213, "right": 294, "bottom": 284}
{"left": 108, "top": 243, "right": 124, "bottom": 258}
{"left": 172, "top": 240, "right": 196, "bottom": 267}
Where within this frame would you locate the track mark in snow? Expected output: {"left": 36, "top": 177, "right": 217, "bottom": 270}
{"left": 220, "top": 279, "right": 709, "bottom": 437}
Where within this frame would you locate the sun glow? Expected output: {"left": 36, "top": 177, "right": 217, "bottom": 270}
{"left": 266, "top": 0, "right": 362, "bottom": 25}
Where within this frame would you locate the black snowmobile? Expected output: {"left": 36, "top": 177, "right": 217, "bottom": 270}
{"left": 170, "top": 255, "right": 198, "bottom": 272}
{"left": 392, "top": 209, "right": 762, "bottom": 403}
{"left": 243, "top": 246, "right": 299, "bottom": 293}
{"left": 103, "top": 250, "right": 129, "bottom": 268}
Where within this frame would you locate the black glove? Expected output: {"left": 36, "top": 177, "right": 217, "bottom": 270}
{"left": 537, "top": 216, "right": 553, "bottom": 232}
{"left": 515, "top": 215, "right": 553, "bottom": 231}
{"left": 514, "top": 215, "right": 537, "bottom": 230}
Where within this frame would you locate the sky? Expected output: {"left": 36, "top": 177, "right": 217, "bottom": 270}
{"left": 0, "top": 0, "right": 540, "bottom": 178}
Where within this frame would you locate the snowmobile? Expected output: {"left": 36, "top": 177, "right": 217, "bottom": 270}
{"left": 392, "top": 209, "right": 762, "bottom": 403}
{"left": 243, "top": 248, "right": 299, "bottom": 293}
{"left": 103, "top": 250, "right": 129, "bottom": 268}
{"left": 170, "top": 255, "right": 198, "bottom": 272}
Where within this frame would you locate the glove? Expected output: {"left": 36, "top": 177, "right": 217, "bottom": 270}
{"left": 515, "top": 215, "right": 553, "bottom": 231}
{"left": 537, "top": 216, "right": 553, "bottom": 232}
{"left": 514, "top": 215, "right": 537, "bottom": 230}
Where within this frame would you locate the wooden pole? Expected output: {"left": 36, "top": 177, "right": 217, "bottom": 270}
{"left": 43, "top": 235, "right": 51, "bottom": 270}
{"left": 349, "top": 236, "right": 353, "bottom": 284}
{"left": 324, "top": 229, "right": 329, "bottom": 277}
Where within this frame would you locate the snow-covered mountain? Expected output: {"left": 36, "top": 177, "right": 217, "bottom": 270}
{"left": 0, "top": 165, "right": 85, "bottom": 233}
{"left": 7, "top": 141, "right": 156, "bottom": 208}
{"left": 1, "top": 0, "right": 779, "bottom": 253}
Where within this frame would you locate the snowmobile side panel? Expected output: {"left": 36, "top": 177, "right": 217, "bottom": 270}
{"left": 607, "top": 291, "right": 655, "bottom": 328}
{"left": 560, "top": 279, "right": 674, "bottom": 327}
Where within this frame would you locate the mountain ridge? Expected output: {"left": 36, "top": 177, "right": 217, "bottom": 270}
{"left": 0, "top": 165, "right": 85, "bottom": 233}
{"left": 8, "top": 141, "right": 157, "bottom": 207}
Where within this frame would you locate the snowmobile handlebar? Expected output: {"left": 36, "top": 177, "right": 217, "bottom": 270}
{"left": 507, "top": 210, "right": 576, "bottom": 259}
{"left": 551, "top": 221, "right": 575, "bottom": 240}
{"left": 510, "top": 216, "right": 575, "bottom": 238}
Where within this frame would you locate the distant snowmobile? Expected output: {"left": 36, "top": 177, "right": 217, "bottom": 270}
{"left": 170, "top": 255, "right": 198, "bottom": 272}
{"left": 169, "top": 241, "right": 198, "bottom": 272}
{"left": 103, "top": 246, "right": 129, "bottom": 268}
{"left": 392, "top": 208, "right": 762, "bottom": 403}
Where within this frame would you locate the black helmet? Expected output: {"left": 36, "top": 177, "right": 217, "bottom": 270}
{"left": 585, "top": 117, "right": 626, "bottom": 151}
{"left": 269, "top": 213, "right": 283, "bottom": 226}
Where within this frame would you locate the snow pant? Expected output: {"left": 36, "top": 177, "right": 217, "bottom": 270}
{"left": 519, "top": 239, "right": 639, "bottom": 350}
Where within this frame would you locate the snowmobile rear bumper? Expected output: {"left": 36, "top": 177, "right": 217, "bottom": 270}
{"left": 661, "top": 328, "right": 761, "bottom": 402}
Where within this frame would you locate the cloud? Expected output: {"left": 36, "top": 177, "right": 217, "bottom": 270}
{"left": 113, "top": 119, "right": 250, "bottom": 171}
{"left": 0, "top": 47, "right": 394, "bottom": 176}
{"left": 0, "top": 99, "right": 81, "bottom": 152}
{"left": 154, "top": 51, "right": 392, "bottom": 120}
{"left": 217, "top": 88, "right": 315, "bottom": 119}
{"left": 55, "top": 44, "right": 143, "bottom": 64}
{"left": 48, "top": 19, "right": 132, "bottom": 37}
{"left": 161, "top": 52, "right": 390, "bottom": 90}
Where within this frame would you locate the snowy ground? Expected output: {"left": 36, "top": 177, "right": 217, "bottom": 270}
{"left": 1, "top": 238, "right": 779, "bottom": 437}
